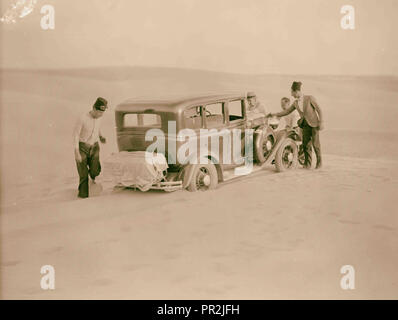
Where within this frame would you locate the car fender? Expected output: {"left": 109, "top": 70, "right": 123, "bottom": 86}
{"left": 254, "top": 125, "right": 275, "bottom": 142}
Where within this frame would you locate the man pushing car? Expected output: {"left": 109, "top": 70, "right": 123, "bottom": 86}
{"left": 73, "top": 97, "right": 108, "bottom": 198}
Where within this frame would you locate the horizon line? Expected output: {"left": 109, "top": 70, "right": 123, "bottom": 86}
{"left": 1, "top": 65, "right": 397, "bottom": 78}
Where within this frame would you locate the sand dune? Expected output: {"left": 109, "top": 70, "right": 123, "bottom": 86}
{"left": 1, "top": 68, "right": 397, "bottom": 299}
{"left": 1, "top": 154, "right": 397, "bottom": 299}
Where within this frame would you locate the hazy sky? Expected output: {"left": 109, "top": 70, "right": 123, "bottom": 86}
{"left": 1, "top": 0, "right": 397, "bottom": 75}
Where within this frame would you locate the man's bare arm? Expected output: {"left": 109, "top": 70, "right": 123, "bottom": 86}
{"left": 73, "top": 118, "right": 83, "bottom": 149}
{"left": 73, "top": 118, "right": 83, "bottom": 162}
{"left": 99, "top": 129, "right": 106, "bottom": 143}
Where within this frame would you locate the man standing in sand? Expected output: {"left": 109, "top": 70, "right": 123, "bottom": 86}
{"left": 268, "top": 82, "right": 323, "bottom": 169}
{"left": 280, "top": 96, "right": 312, "bottom": 166}
{"left": 73, "top": 97, "right": 108, "bottom": 198}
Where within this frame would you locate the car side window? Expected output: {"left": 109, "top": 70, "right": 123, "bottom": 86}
{"left": 184, "top": 106, "right": 203, "bottom": 129}
{"left": 204, "top": 102, "right": 225, "bottom": 128}
{"left": 228, "top": 100, "right": 245, "bottom": 122}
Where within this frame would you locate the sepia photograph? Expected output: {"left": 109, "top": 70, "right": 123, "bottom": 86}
{"left": 0, "top": 0, "right": 397, "bottom": 304}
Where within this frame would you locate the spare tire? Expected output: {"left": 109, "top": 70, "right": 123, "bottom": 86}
{"left": 254, "top": 130, "right": 275, "bottom": 163}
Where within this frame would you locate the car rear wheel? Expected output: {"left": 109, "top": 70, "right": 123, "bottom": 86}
{"left": 186, "top": 163, "right": 218, "bottom": 192}
{"left": 275, "top": 138, "right": 298, "bottom": 172}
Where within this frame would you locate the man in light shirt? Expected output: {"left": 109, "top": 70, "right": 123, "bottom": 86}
{"left": 280, "top": 97, "right": 300, "bottom": 129}
{"left": 73, "top": 97, "right": 108, "bottom": 198}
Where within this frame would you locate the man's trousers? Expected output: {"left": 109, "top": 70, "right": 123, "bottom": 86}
{"left": 76, "top": 142, "right": 101, "bottom": 198}
{"left": 301, "top": 119, "right": 322, "bottom": 168}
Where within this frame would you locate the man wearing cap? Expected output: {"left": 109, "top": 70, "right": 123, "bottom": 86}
{"left": 268, "top": 82, "right": 324, "bottom": 169}
{"left": 73, "top": 97, "right": 108, "bottom": 198}
{"left": 247, "top": 92, "right": 266, "bottom": 119}
{"left": 244, "top": 92, "right": 266, "bottom": 164}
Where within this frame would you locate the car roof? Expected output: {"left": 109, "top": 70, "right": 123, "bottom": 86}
{"left": 115, "top": 93, "right": 247, "bottom": 113}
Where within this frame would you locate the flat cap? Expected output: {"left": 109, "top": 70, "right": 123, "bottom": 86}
{"left": 93, "top": 97, "right": 108, "bottom": 111}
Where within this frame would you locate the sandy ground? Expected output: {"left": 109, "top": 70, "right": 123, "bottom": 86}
{"left": 1, "top": 68, "right": 397, "bottom": 299}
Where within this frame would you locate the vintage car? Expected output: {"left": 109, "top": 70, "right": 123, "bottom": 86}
{"left": 104, "top": 93, "right": 299, "bottom": 192}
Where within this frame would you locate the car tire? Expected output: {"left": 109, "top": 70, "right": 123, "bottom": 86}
{"left": 186, "top": 163, "right": 218, "bottom": 192}
{"left": 275, "top": 138, "right": 298, "bottom": 172}
{"left": 254, "top": 131, "right": 275, "bottom": 163}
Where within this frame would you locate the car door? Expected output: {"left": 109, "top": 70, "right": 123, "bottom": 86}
{"left": 225, "top": 98, "right": 248, "bottom": 167}
{"left": 201, "top": 101, "right": 230, "bottom": 166}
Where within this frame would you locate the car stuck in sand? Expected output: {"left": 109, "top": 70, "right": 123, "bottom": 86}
{"left": 103, "top": 93, "right": 300, "bottom": 192}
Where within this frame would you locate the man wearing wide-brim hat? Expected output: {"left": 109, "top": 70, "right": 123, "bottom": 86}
{"left": 268, "top": 81, "right": 324, "bottom": 169}
{"left": 72, "top": 97, "right": 108, "bottom": 198}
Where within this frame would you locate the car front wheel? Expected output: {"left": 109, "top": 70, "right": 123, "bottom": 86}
{"left": 275, "top": 138, "right": 298, "bottom": 172}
